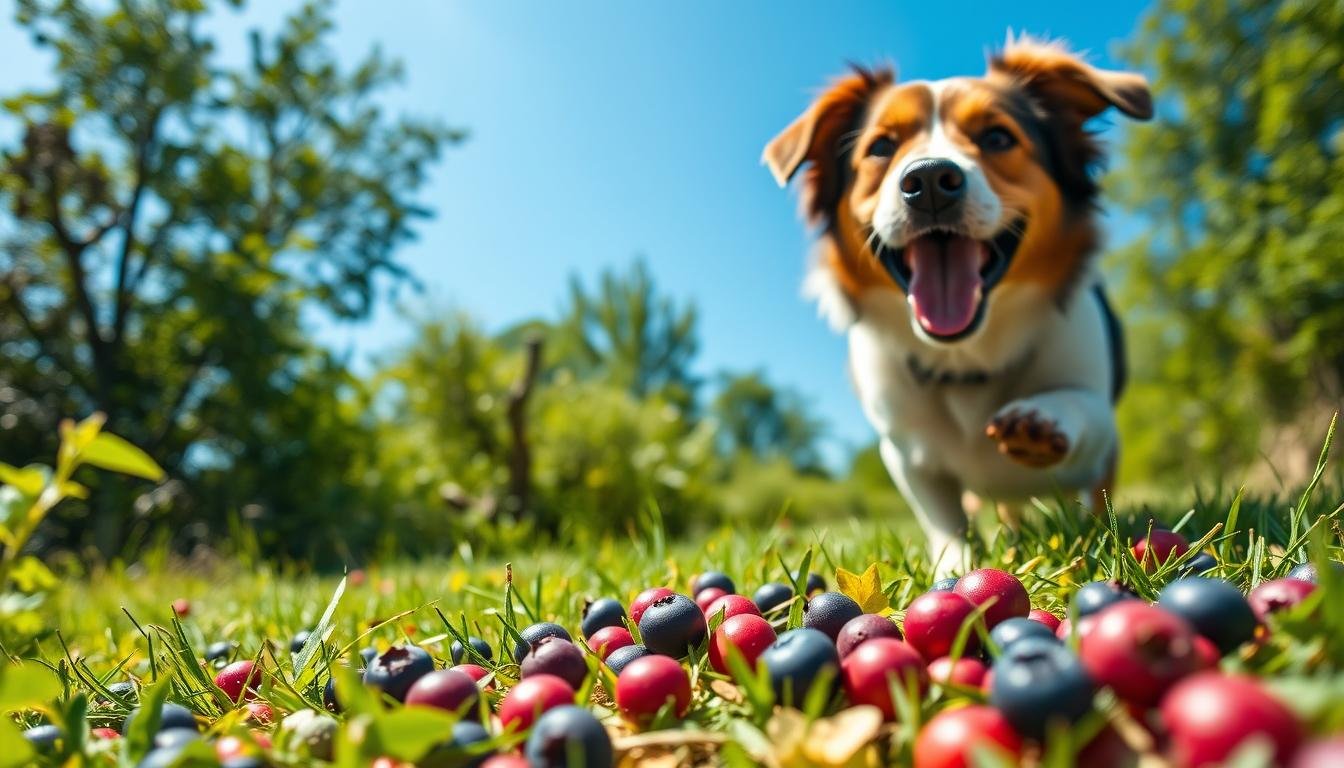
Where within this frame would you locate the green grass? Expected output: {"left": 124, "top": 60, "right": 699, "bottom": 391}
{"left": 6, "top": 457, "right": 1344, "bottom": 766}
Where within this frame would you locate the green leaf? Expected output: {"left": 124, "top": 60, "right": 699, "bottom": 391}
{"left": 294, "top": 575, "right": 347, "bottom": 686}
{"left": 80, "top": 433, "right": 165, "bottom": 481}
{"left": 0, "top": 718, "right": 36, "bottom": 768}
{"left": 9, "top": 556, "right": 57, "bottom": 593}
{"left": 0, "top": 659, "right": 61, "bottom": 712}
{"left": 0, "top": 463, "right": 47, "bottom": 497}
{"left": 373, "top": 706, "right": 459, "bottom": 761}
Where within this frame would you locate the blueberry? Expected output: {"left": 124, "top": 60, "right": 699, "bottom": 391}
{"left": 423, "top": 720, "right": 492, "bottom": 768}
{"left": 205, "top": 641, "right": 235, "bottom": 663}
{"left": 805, "top": 573, "right": 827, "bottom": 595}
{"left": 523, "top": 705, "right": 613, "bottom": 768}
{"left": 801, "top": 592, "right": 863, "bottom": 641}
{"left": 989, "top": 617, "right": 1060, "bottom": 655}
{"left": 1072, "top": 581, "right": 1137, "bottom": 618}
{"left": 153, "top": 728, "right": 200, "bottom": 750}
{"left": 323, "top": 676, "right": 340, "bottom": 713}
{"left": 100, "top": 680, "right": 136, "bottom": 704}
{"left": 23, "top": 724, "right": 61, "bottom": 752}
{"left": 760, "top": 628, "right": 841, "bottom": 707}
{"left": 359, "top": 646, "right": 379, "bottom": 667}
{"left": 692, "top": 571, "right": 736, "bottom": 596}
{"left": 638, "top": 594, "right": 707, "bottom": 658}
{"left": 290, "top": 629, "right": 312, "bottom": 654}
{"left": 929, "top": 577, "right": 960, "bottom": 592}
{"left": 989, "top": 638, "right": 1095, "bottom": 739}
{"left": 1180, "top": 552, "right": 1218, "bottom": 576}
{"left": 363, "top": 645, "right": 435, "bottom": 702}
{"left": 580, "top": 598, "right": 628, "bottom": 640}
{"left": 753, "top": 582, "right": 794, "bottom": 614}
{"left": 1157, "top": 577, "right": 1257, "bottom": 655}
{"left": 138, "top": 746, "right": 188, "bottom": 768}
{"left": 451, "top": 636, "right": 493, "bottom": 665}
{"left": 604, "top": 644, "right": 652, "bottom": 675}
{"left": 122, "top": 702, "right": 198, "bottom": 735}
{"left": 514, "top": 622, "right": 572, "bottom": 662}
{"left": 1288, "top": 561, "right": 1343, "bottom": 583}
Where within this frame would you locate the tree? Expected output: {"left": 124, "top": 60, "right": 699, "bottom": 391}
{"left": 712, "top": 370, "right": 825, "bottom": 474}
{"left": 553, "top": 260, "right": 700, "bottom": 410}
{"left": 1109, "top": 0, "right": 1344, "bottom": 480}
{"left": 0, "top": 0, "right": 460, "bottom": 558}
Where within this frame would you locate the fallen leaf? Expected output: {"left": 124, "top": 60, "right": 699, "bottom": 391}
{"left": 835, "top": 564, "right": 889, "bottom": 615}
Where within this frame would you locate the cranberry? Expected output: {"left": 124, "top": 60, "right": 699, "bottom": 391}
{"left": 629, "top": 587, "right": 675, "bottom": 624}
{"left": 451, "top": 663, "right": 493, "bottom": 690}
{"left": 703, "top": 594, "right": 761, "bottom": 622}
{"left": 840, "top": 638, "right": 927, "bottom": 720}
{"left": 926, "top": 656, "right": 988, "bottom": 689}
{"left": 902, "top": 591, "right": 980, "bottom": 660}
{"left": 954, "top": 569, "right": 1030, "bottom": 629}
{"left": 1027, "top": 608, "right": 1061, "bottom": 632}
{"left": 214, "top": 660, "right": 262, "bottom": 703}
{"left": 1160, "top": 673, "right": 1302, "bottom": 767}
{"left": 1080, "top": 601, "right": 1200, "bottom": 707}
{"left": 1291, "top": 737, "right": 1344, "bottom": 768}
{"left": 708, "top": 614, "right": 776, "bottom": 676}
{"left": 1248, "top": 578, "right": 1316, "bottom": 623}
{"left": 615, "top": 655, "right": 692, "bottom": 723}
{"left": 498, "top": 674, "right": 575, "bottom": 733}
{"left": 694, "top": 587, "right": 729, "bottom": 613}
{"left": 913, "top": 705, "right": 1024, "bottom": 768}
{"left": 586, "top": 626, "right": 634, "bottom": 660}
{"left": 1134, "top": 528, "right": 1190, "bottom": 570}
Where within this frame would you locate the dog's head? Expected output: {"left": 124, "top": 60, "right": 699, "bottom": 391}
{"left": 764, "top": 37, "right": 1151, "bottom": 343}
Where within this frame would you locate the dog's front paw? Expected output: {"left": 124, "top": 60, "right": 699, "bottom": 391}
{"left": 985, "top": 408, "right": 1070, "bottom": 468}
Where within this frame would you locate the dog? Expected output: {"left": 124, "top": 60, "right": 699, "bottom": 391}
{"left": 763, "top": 36, "right": 1152, "bottom": 574}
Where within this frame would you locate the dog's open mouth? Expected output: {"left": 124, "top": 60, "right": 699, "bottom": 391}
{"left": 875, "top": 222, "right": 1023, "bottom": 341}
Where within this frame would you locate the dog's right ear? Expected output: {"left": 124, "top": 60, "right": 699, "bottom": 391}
{"left": 762, "top": 66, "right": 892, "bottom": 224}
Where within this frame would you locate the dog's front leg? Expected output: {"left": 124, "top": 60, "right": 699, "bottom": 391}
{"left": 879, "top": 438, "right": 970, "bottom": 577}
{"left": 986, "top": 388, "right": 1117, "bottom": 483}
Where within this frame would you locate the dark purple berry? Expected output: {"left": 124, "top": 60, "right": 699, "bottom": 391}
{"left": 514, "top": 622, "right": 572, "bottom": 662}
{"left": 520, "top": 636, "right": 589, "bottom": 690}
{"left": 802, "top": 592, "right": 863, "bottom": 641}
{"left": 362, "top": 645, "right": 435, "bottom": 702}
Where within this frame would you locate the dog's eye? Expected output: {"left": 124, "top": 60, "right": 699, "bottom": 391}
{"left": 979, "top": 126, "right": 1017, "bottom": 153}
{"left": 865, "top": 136, "right": 897, "bottom": 158}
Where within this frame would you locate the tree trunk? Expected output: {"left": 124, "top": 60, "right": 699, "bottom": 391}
{"left": 505, "top": 335, "right": 543, "bottom": 522}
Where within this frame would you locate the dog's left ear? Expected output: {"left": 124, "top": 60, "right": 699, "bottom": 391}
{"left": 763, "top": 66, "right": 893, "bottom": 224}
{"left": 989, "top": 36, "right": 1153, "bottom": 121}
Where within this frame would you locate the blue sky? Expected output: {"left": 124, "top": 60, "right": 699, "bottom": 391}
{"left": 0, "top": 1, "right": 1152, "bottom": 465}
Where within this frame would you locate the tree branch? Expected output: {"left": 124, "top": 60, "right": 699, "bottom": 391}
{"left": 45, "top": 173, "right": 113, "bottom": 404}
{"left": 111, "top": 105, "right": 162, "bottom": 349}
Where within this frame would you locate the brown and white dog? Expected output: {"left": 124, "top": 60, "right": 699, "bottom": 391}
{"left": 763, "top": 37, "right": 1152, "bottom": 573}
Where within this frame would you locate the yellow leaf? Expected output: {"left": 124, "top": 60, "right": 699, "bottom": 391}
{"left": 80, "top": 433, "right": 165, "bottom": 482}
{"left": 835, "top": 564, "right": 889, "bottom": 615}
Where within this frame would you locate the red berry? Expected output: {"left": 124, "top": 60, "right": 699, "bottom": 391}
{"left": 1077, "top": 724, "right": 1141, "bottom": 768}
{"left": 404, "top": 669, "right": 480, "bottom": 715}
{"left": 903, "top": 591, "right": 980, "bottom": 660}
{"left": 1134, "top": 529, "right": 1190, "bottom": 571}
{"left": 841, "top": 638, "right": 926, "bottom": 720}
{"left": 1248, "top": 578, "right": 1316, "bottom": 623}
{"left": 243, "top": 700, "right": 273, "bottom": 725}
{"left": 629, "top": 587, "right": 675, "bottom": 624}
{"left": 1292, "top": 737, "right": 1344, "bottom": 768}
{"left": 215, "top": 735, "right": 250, "bottom": 762}
{"left": 704, "top": 594, "right": 761, "bottom": 622}
{"left": 835, "top": 613, "right": 903, "bottom": 659}
{"left": 1055, "top": 613, "right": 1100, "bottom": 642}
{"left": 481, "top": 756, "right": 531, "bottom": 768}
{"left": 926, "top": 656, "right": 988, "bottom": 689}
{"left": 694, "top": 587, "right": 729, "bottom": 613}
{"left": 498, "top": 674, "right": 576, "bottom": 732}
{"left": 1192, "top": 635, "right": 1221, "bottom": 669}
{"left": 615, "top": 655, "right": 692, "bottom": 723}
{"left": 587, "top": 626, "right": 634, "bottom": 660}
{"left": 519, "top": 636, "right": 588, "bottom": 690}
{"left": 451, "top": 663, "right": 493, "bottom": 689}
{"left": 1080, "top": 602, "right": 1200, "bottom": 707}
{"left": 91, "top": 727, "right": 120, "bottom": 740}
{"left": 172, "top": 598, "right": 191, "bottom": 618}
{"left": 954, "top": 569, "right": 1030, "bottom": 629}
{"left": 1027, "top": 609, "right": 1061, "bottom": 632}
{"left": 913, "top": 705, "right": 1024, "bottom": 768}
{"left": 1160, "top": 673, "right": 1302, "bottom": 768}
{"left": 214, "top": 660, "right": 262, "bottom": 702}
{"left": 708, "top": 614, "right": 776, "bottom": 676}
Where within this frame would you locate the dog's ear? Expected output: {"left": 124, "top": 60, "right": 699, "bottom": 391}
{"left": 762, "top": 66, "right": 892, "bottom": 224}
{"left": 989, "top": 35, "right": 1152, "bottom": 122}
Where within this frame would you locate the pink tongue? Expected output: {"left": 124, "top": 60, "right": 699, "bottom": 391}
{"left": 907, "top": 235, "right": 986, "bottom": 337}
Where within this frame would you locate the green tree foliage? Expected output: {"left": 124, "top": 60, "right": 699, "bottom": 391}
{"left": 712, "top": 370, "right": 826, "bottom": 474}
{"left": 554, "top": 260, "right": 700, "bottom": 409}
{"left": 1110, "top": 0, "right": 1344, "bottom": 481}
{"left": 0, "top": 0, "right": 459, "bottom": 559}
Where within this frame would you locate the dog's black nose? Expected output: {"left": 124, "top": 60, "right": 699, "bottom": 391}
{"left": 900, "top": 158, "right": 966, "bottom": 216}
